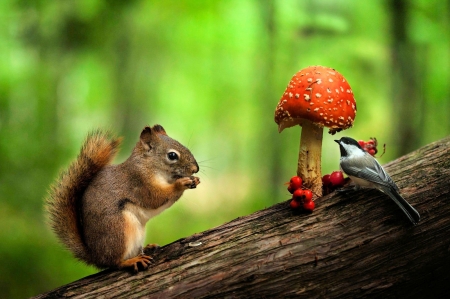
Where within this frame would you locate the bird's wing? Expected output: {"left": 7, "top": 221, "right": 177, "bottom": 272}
{"left": 340, "top": 155, "right": 398, "bottom": 190}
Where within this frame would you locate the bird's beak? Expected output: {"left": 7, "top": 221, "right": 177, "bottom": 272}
{"left": 334, "top": 140, "right": 340, "bottom": 144}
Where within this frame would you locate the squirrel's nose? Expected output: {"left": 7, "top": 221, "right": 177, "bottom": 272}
{"left": 192, "top": 162, "right": 199, "bottom": 174}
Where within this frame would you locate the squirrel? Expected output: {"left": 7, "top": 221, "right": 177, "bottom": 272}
{"left": 45, "top": 125, "right": 200, "bottom": 272}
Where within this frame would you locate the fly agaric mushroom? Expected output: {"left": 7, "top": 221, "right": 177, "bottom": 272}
{"left": 274, "top": 66, "right": 356, "bottom": 198}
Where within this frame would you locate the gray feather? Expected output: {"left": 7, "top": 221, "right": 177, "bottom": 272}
{"left": 382, "top": 187, "right": 420, "bottom": 225}
{"left": 340, "top": 154, "right": 398, "bottom": 190}
{"left": 337, "top": 138, "right": 420, "bottom": 225}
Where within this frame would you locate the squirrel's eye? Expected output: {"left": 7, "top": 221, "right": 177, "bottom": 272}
{"left": 167, "top": 152, "right": 179, "bottom": 161}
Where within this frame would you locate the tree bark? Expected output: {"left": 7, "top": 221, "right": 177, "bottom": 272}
{"left": 34, "top": 136, "right": 450, "bottom": 299}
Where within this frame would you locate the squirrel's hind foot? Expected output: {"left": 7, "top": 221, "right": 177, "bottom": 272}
{"left": 119, "top": 254, "right": 154, "bottom": 273}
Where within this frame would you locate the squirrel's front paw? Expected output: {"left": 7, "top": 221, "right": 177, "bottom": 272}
{"left": 189, "top": 176, "right": 200, "bottom": 189}
{"left": 177, "top": 176, "right": 200, "bottom": 189}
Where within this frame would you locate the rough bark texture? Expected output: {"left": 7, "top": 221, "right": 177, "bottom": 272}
{"left": 34, "top": 136, "right": 450, "bottom": 299}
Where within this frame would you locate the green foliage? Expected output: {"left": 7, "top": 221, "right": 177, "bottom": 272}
{"left": 0, "top": 0, "right": 448, "bottom": 297}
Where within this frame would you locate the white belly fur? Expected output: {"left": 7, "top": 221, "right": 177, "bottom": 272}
{"left": 122, "top": 200, "right": 175, "bottom": 260}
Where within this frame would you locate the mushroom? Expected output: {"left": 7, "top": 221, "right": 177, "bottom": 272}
{"left": 274, "top": 66, "right": 356, "bottom": 198}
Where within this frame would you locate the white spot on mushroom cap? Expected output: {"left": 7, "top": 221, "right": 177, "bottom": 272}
{"left": 277, "top": 66, "right": 355, "bottom": 131}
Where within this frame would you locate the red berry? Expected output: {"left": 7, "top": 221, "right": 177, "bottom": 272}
{"left": 303, "top": 200, "right": 315, "bottom": 212}
{"left": 366, "top": 139, "right": 375, "bottom": 146}
{"left": 368, "top": 149, "right": 376, "bottom": 156}
{"left": 287, "top": 185, "right": 294, "bottom": 194}
{"left": 290, "top": 199, "right": 301, "bottom": 209}
{"left": 329, "top": 171, "right": 345, "bottom": 187}
{"left": 322, "top": 174, "right": 332, "bottom": 187}
{"left": 358, "top": 140, "right": 366, "bottom": 148}
{"left": 303, "top": 189, "right": 313, "bottom": 203}
{"left": 293, "top": 189, "right": 305, "bottom": 201}
{"left": 288, "top": 176, "right": 302, "bottom": 193}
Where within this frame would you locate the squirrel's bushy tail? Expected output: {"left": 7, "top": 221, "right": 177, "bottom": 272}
{"left": 45, "top": 130, "right": 121, "bottom": 261}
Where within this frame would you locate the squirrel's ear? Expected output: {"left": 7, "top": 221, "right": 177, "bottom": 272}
{"left": 140, "top": 126, "right": 154, "bottom": 150}
{"left": 140, "top": 125, "right": 167, "bottom": 150}
{"left": 152, "top": 124, "right": 167, "bottom": 136}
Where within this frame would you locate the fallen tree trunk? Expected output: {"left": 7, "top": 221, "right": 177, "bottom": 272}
{"left": 35, "top": 136, "right": 450, "bottom": 298}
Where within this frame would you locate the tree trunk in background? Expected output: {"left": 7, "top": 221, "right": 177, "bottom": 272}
{"left": 389, "top": 0, "right": 423, "bottom": 155}
{"left": 259, "top": 0, "right": 283, "bottom": 202}
{"left": 114, "top": 23, "right": 141, "bottom": 137}
{"left": 34, "top": 136, "right": 450, "bottom": 298}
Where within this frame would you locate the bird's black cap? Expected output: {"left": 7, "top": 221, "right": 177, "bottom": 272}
{"left": 335, "top": 137, "right": 363, "bottom": 149}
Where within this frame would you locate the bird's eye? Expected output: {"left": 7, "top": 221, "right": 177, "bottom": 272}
{"left": 167, "top": 152, "right": 179, "bottom": 161}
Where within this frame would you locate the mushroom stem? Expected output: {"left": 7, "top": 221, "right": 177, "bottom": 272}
{"left": 297, "top": 119, "right": 323, "bottom": 198}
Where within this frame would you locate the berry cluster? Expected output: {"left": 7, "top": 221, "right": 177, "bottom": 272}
{"left": 358, "top": 137, "right": 380, "bottom": 157}
{"left": 287, "top": 176, "right": 315, "bottom": 212}
{"left": 322, "top": 171, "right": 347, "bottom": 195}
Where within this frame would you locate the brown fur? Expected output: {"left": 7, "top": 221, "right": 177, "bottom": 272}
{"left": 45, "top": 125, "right": 199, "bottom": 270}
{"left": 45, "top": 130, "right": 121, "bottom": 263}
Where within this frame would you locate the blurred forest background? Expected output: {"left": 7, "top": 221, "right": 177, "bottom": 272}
{"left": 0, "top": 0, "right": 449, "bottom": 297}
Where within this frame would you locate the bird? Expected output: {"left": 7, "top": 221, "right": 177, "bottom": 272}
{"left": 335, "top": 136, "right": 420, "bottom": 225}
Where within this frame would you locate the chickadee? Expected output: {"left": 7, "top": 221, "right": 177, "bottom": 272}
{"left": 335, "top": 137, "right": 420, "bottom": 225}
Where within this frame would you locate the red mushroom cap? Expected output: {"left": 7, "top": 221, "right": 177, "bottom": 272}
{"left": 274, "top": 66, "right": 357, "bottom": 134}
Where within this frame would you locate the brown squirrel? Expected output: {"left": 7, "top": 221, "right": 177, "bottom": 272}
{"left": 45, "top": 125, "right": 200, "bottom": 272}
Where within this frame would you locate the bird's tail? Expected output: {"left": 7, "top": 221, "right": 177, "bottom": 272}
{"left": 384, "top": 188, "right": 420, "bottom": 225}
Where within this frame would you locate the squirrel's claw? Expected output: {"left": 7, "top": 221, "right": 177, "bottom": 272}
{"left": 119, "top": 254, "right": 153, "bottom": 274}
{"left": 177, "top": 176, "right": 200, "bottom": 190}
{"left": 189, "top": 176, "right": 200, "bottom": 189}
